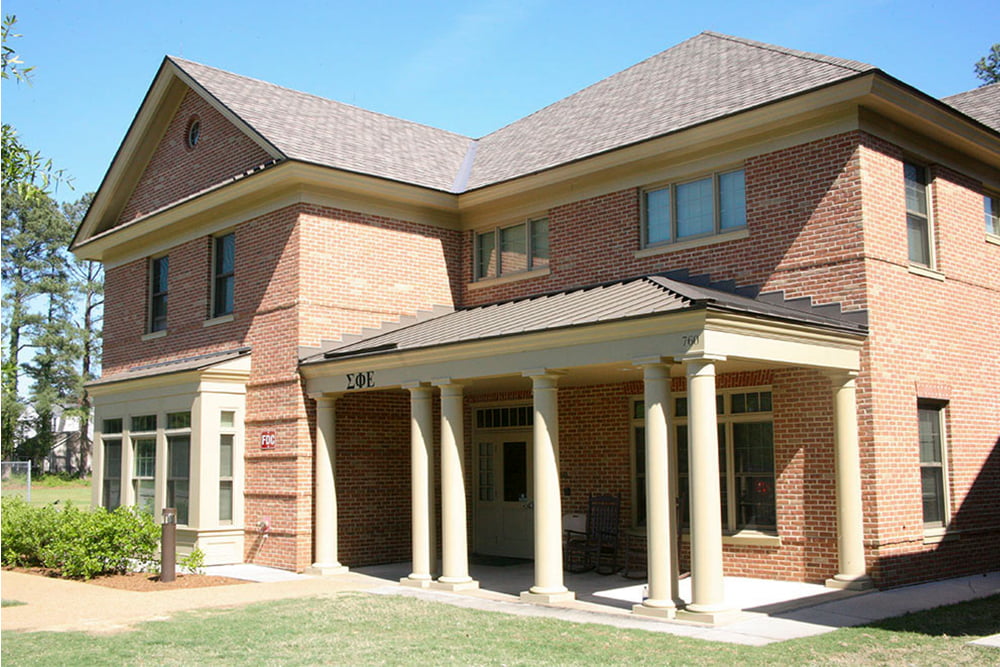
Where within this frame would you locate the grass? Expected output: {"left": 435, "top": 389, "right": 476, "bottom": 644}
{"left": 2, "top": 591, "right": 997, "bottom": 665}
{"left": 1, "top": 476, "right": 91, "bottom": 507}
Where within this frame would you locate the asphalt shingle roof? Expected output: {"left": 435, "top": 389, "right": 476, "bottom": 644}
{"left": 302, "top": 274, "right": 866, "bottom": 364}
{"left": 941, "top": 83, "right": 1000, "bottom": 132}
{"left": 172, "top": 32, "right": 877, "bottom": 193}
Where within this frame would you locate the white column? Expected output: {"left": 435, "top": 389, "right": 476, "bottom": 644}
{"left": 307, "top": 395, "right": 348, "bottom": 575}
{"left": 432, "top": 380, "right": 478, "bottom": 591}
{"left": 91, "top": 432, "right": 104, "bottom": 509}
{"left": 521, "top": 370, "right": 574, "bottom": 604}
{"left": 826, "top": 372, "right": 874, "bottom": 590}
{"left": 633, "top": 359, "right": 678, "bottom": 618}
{"left": 678, "top": 356, "right": 738, "bottom": 624}
{"left": 154, "top": 428, "right": 167, "bottom": 524}
{"left": 402, "top": 382, "right": 435, "bottom": 588}
{"left": 121, "top": 427, "right": 135, "bottom": 507}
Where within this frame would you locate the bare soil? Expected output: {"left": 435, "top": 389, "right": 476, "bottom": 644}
{"left": 5, "top": 566, "right": 246, "bottom": 591}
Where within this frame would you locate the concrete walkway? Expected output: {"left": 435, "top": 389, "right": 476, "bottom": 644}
{"left": 2, "top": 565, "right": 998, "bottom": 647}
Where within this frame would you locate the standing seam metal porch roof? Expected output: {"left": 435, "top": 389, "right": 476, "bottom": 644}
{"left": 301, "top": 275, "right": 867, "bottom": 365}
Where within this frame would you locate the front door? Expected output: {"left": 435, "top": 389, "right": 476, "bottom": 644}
{"left": 474, "top": 431, "right": 534, "bottom": 558}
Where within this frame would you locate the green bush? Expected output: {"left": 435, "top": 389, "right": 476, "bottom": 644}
{"left": 1, "top": 498, "right": 160, "bottom": 579}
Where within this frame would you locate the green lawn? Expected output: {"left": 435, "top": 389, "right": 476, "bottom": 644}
{"left": 0, "top": 478, "right": 91, "bottom": 507}
{"left": 3, "top": 591, "right": 997, "bottom": 665}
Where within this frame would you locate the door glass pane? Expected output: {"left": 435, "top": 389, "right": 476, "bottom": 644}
{"left": 503, "top": 441, "right": 527, "bottom": 502}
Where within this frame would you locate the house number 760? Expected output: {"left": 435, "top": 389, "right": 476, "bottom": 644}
{"left": 346, "top": 371, "right": 375, "bottom": 390}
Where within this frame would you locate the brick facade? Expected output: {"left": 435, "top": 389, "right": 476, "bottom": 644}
{"left": 91, "top": 71, "right": 998, "bottom": 590}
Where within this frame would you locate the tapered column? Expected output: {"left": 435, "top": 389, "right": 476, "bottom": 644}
{"left": 633, "top": 359, "right": 678, "bottom": 619}
{"left": 826, "top": 372, "right": 874, "bottom": 590}
{"left": 521, "top": 370, "right": 574, "bottom": 604}
{"left": 432, "top": 380, "right": 478, "bottom": 591}
{"left": 402, "top": 382, "right": 435, "bottom": 588}
{"left": 678, "top": 356, "right": 738, "bottom": 624}
{"left": 307, "top": 395, "right": 348, "bottom": 575}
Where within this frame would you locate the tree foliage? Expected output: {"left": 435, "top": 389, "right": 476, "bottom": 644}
{"left": 974, "top": 43, "right": 1000, "bottom": 85}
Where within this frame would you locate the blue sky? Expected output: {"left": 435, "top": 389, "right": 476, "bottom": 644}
{"left": 3, "top": 0, "right": 997, "bottom": 203}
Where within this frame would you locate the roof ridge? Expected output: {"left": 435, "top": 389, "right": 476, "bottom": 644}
{"left": 168, "top": 56, "right": 474, "bottom": 142}
{"left": 701, "top": 31, "right": 872, "bottom": 74}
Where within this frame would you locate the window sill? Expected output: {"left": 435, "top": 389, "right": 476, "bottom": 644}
{"left": 635, "top": 228, "right": 749, "bottom": 259}
{"left": 922, "top": 526, "right": 959, "bottom": 545}
{"left": 141, "top": 330, "right": 167, "bottom": 341}
{"left": 907, "top": 264, "right": 945, "bottom": 281}
{"left": 987, "top": 233, "right": 1000, "bottom": 247}
{"left": 680, "top": 530, "right": 781, "bottom": 548}
{"left": 468, "top": 267, "right": 550, "bottom": 290}
{"left": 204, "top": 314, "right": 235, "bottom": 327}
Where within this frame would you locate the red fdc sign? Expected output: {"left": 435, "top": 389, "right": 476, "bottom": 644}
{"left": 260, "top": 431, "right": 276, "bottom": 450}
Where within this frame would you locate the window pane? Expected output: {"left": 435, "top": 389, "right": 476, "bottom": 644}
{"left": 676, "top": 177, "right": 713, "bottom": 238}
{"left": 645, "top": 188, "right": 671, "bottom": 245}
{"left": 634, "top": 426, "right": 646, "bottom": 527}
{"left": 135, "top": 479, "right": 155, "bottom": 515}
{"left": 103, "top": 418, "right": 123, "bottom": 434}
{"left": 733, "top": 421, "right": 775, "bottom": 529}
{"left": 503, "top": 441, "right": 528, "bottom": 502}
{"left": 719, "top": 170, "right": 746, "bottom": 230}
{"left": 476, "top": 231, "right": 496, "bottom": 279}
{"left": 530, "top": 217, "right": 549, "bottom": 268}
{"left": 921, "top": 467, "right": 944, "bottom": 525}
{"left": 167, "top": 412, "right": 191, "bottom": 429}
{"left": 104, "top": 441, "right": 121, "bottom": 477}
{"left": 674, "top": 397, "right": 688, "bottom": 418}
{"left": 103, "top": 480, "right": 121, "bottom": 510}
{"left": 214, "top": 275, "right": 234, "bottom": 317}
{"left": 986, "top": 195, "right": 1000, "bottom": 235}
{"left": 918, "top": 407, "right": 942, "bottom": 463}
{"left": 907, "top": 214, "right": 930, "bottom": 265}
{"left": 216, "top": 233, "right": 235, "bottom": 275}
{"left": 904, "top": 163, "right": 927, "bottom": 216}
{"left": 152, "top": 256, "right": 168, "bottom": 293}
{"left": 169, "top": 436, "right": 190, "bottom": 478}
{"left": 220, "top": 411, "right": 235, "bottom": 429}
{"left": 168, "top": 480, "right": 189, "bottom": 524}
{"left": 131, "top": 415, "right": 156, "bottom": 432}
{"left": 219, "top": 481, "right": 233, "bottom": 522}
{"left": 134, "top": 439, "right": 156, "bottom": 477}
{"left": 500, "top": 223, "right": 527, "bottom": 274}
{"left": 220, "top": 434, "right": 234, "bottom": 478}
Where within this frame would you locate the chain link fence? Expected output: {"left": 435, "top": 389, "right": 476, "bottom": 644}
{"left": 1, "top": 461, "right": 32, "bottom": 502}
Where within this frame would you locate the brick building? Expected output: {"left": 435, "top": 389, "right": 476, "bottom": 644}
{"left": 72, "top": 32, "right": 999, "bottom": 624}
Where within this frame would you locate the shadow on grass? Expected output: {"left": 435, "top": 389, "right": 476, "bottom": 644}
{"left": 868, "top": 593, "right": 1000, "bottom": 638}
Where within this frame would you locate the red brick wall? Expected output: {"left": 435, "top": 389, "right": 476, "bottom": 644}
{"left": 118, "top": 89, "right": 273, "bottom": 225}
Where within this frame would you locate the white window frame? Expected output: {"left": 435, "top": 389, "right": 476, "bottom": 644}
{"left": 904, "top": 161, "right": 935, "bottom": 268}
{"left": 917, "top": 400, "right": 951, "bottom": 532}
{"left": 641, "top": 167, "right": 746, "bottom": 249}
{"left": 474, "top": 216, "right": 549, "bottom": 281}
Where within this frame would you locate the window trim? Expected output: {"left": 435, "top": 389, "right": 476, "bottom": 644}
{"left": 917, "top": 399, "right": 951, "bottom": 531}
{"left": 149, "top": 255, "right": 169, "bottom": 333}
{"left": 212, "top": 232, "right": 235, "bottom": 318}
{"left": 473, "top": 216, "right": 549, "bottom": 282}
{"left": 641, "top": 167, "right": 746, "bottom": 249}
{"left": 904, "top": 160, "right": 936, "bottom": 268}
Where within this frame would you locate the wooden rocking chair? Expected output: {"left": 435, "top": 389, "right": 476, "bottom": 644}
{"left": 564, "top": 494, "right": 621, "bottom": 574}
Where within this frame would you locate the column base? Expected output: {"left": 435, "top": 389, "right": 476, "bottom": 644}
{"left": 305, "top": 563, "right": 349, "bottom": 576}
{"left": 632, "top": 601, "right": 677, "bottom": 619}
{"left": 400, "top": 576, "right": 433, "bottom": 589}
{"left": 431, "top": 578, "right": 479, "bottom": 592}
{"left": 520, "top": 589, "right": 575, "bottom": 604}
{"left": 826, "top": 573, "right": 875, "bottom": 591}
{"left": 676, "top": 606, "right": 742, "bottom": 626}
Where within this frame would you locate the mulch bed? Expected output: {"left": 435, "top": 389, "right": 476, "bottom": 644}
{"left": 4, "top": 566, "right": 247, "bottom": 592}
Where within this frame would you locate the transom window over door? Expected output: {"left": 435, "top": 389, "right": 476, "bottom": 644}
{"left": 643, "top": 168, "right": 745, "bottom": 247}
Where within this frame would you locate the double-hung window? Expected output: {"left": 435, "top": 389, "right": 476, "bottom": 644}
{"left": 166, "top": 412, "right": 191, "bottom": 524}
{"left": 475, "top": 217, "right": 549, "bottom": 280}
{"left": 632, "top": 388, "right": 775, "bottom": 532}
{"left": 985, "top": 193, "right": 1000, "bottom": 238}
{"left": 213, "top": 233, "right": 235, "bottom": 317}
{"left": 131, "top": 414, "right": 157, "bottom": 516}
{"left": 643, "top": 168, "right": 745, "bottom": 247}
{"left": 101, "top": 418, "right": 123, "bottom": 510}
{"left": 918, "top": 401, "right": 949, "bottom": 528}
{"left": 150, "top": 256, "right": 168, "bottom": 332}
{"left": 904, "top": 162, "right": 933, "bottom": 266}
{"left": 219, "top": 410, "right": 236, "bottom": 523}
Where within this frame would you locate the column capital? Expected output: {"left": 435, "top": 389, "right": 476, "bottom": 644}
{"left": 402, "top": 381, "right": 433, "bottom": 393}
{"left": 431, "top": 377, "right": 462, "bottom": 388}
{"left": 823, "top": 370, "right": 859, "bottom": 387}
{"left": 676, "top": 353, "right": 727, "bottom": 365}
{"left": 522, "top": 368, "right": 567, "bottom": 380}
{"left": 632, "top": 355, "right": 674, "bottom": 369}
{"left": 309, "top": 392, "right": 341, "bottom": 404}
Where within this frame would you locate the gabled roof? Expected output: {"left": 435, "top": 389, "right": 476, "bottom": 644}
{"left": 302, "top": 274, "right": 867, "bottom": 365}
{"left": 941, "top": 83, "right": 1000, "bottom": 132}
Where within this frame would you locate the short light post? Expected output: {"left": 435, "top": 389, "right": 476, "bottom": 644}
{"left": 161, "top": 507, "right": 177, "bottom": 583}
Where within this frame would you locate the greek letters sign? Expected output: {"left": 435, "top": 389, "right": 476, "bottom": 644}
{"left": 260, "top": 431, "right": 276, "bottom": 450}
{"left": 346, "top": 371, "right": 375, "bottom": 390}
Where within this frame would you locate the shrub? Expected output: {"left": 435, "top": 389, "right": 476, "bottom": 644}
{"left": 1, "top": 499, "right": 160, "bottom": 579}
{"left": 179, "top": 547, "right": 206, "bottom": 575}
